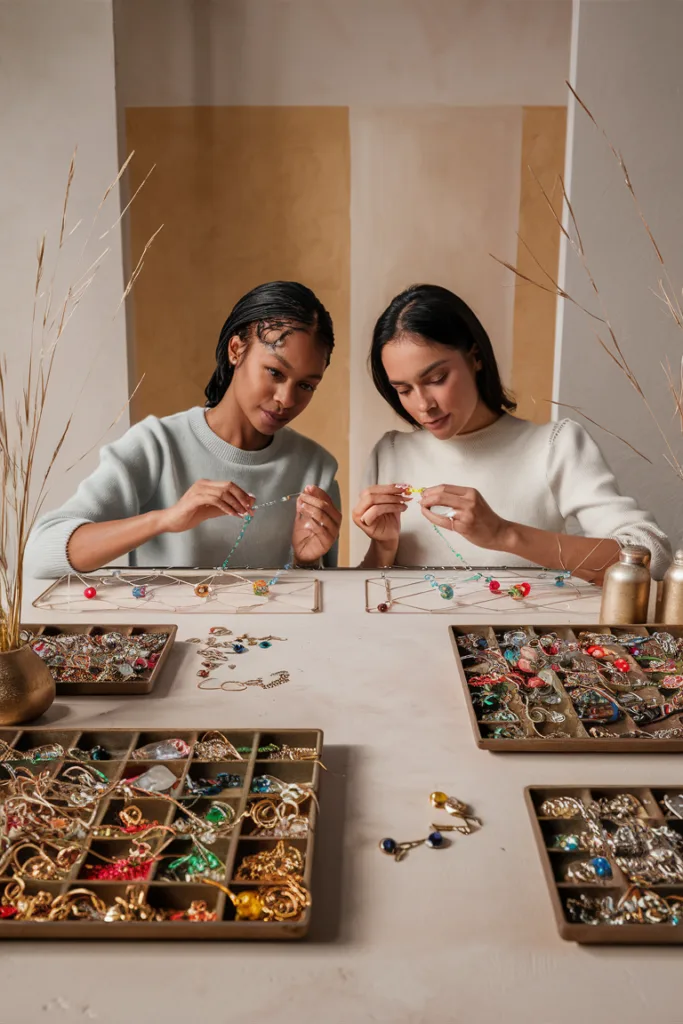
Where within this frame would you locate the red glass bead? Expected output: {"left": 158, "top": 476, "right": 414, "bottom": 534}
{"left": 587, "top": 645, "right": 606, "bottom": 659}
{"left": 83, "top": 587, "right": 97, "bottom": 599}
{"left": 526, "top": 676, "right": 546, "bottom": 688}
{"left": 613, "top": 658, "right": 630, "bottom": 673}
{"left": 377, "top": 603, "right": 389, "bottom": 613}
{"left": 519, "top": 582, "right": 531, "bottom": 597}
{"left": 0, "top": 906, "right": 17, "bottom": 918}
{"left": 488, "top": 580, "right": 501, "bottom": 593}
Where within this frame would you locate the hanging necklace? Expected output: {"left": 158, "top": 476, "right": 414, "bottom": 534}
{"left": 219, "top": 491, "right": 301, "bottom": 594}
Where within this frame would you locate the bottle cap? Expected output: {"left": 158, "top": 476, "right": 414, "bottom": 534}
{"left": 619, "top": 545, "right": 650, "bottom": 565}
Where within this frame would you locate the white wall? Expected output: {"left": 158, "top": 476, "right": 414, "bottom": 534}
{"left": 0, "top": 0, "right": 129, "bottom": 514}
{"left": 556, "top": 0, "right": 683, "bottom": 550}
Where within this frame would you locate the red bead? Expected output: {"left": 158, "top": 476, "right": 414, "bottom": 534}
{"left": 613, "top": 658, "right": 630, "bottom": 673}
{"left": 587, "top": 645, "right": 606, "bottom": 659}
{"left": 83, "top": 586, "right": 97, "bottom": 599}
{"left": 377, "top": 603, "right": 389, "bottom": 613}
{"left": 488, "top": 580, "right": 501, "bottom": 592}
{"left": 519, "top": 582, "right": 531, "bottom": 597}
{"left": 0, "top": 906, "right": 17, "bottom": 918}
{"left": 526, "top": 676, "right": 546, "bottom": 688}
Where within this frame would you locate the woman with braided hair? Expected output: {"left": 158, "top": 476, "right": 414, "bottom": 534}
{"left": 27, "top": 281, "right": 342, "bottom": 575}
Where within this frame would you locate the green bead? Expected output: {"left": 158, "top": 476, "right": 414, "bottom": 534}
{"left": 205, "top": 804, "right": 228, "bottom": 824}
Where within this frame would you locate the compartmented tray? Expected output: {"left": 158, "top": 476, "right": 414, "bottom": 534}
{"left": 0, "top": 726, "right": 321, "bottom": 938}
{"left": 450, "top": 624, "right": 683, "bottom": 752}
{"left": 20, "top": 624, "right": 177, "bottom": 695}
{"left": 527, "top": 785, "right": 683, "bottom": 944}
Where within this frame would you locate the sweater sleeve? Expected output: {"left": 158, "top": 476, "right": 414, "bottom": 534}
{"left": 24, "top": 419, "right": 164, "bottom": 579}
{"left": 547, "top": 418, "right": 672, "bottom": 579}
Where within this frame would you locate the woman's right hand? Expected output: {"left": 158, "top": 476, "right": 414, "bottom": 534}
{"left": 352, "top": 485, "right": 410, "bottom": 544}
{"left": 160, "top": 480, "right": 255, "bottom": 534}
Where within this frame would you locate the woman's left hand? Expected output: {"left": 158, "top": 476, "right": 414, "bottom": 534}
{"left": 420, "top": 484, "right": 511, "bottom": 551}
{"left": 291, "top": 485, "right": 342, "bottom": 564}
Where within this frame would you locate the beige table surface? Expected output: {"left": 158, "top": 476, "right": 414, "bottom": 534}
{"left": 3, "top": 570, "right": 681, "bottom": 1024}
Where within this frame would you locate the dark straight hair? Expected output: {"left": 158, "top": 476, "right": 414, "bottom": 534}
{"left": 369, "top": 284, "right": 516, "bottom": 426}
{"left": 204, "top": 281, "right": 335, "bottom": 407}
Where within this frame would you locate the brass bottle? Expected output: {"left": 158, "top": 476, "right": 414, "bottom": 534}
{"left": 660, "top": 549, "right": 683, "bottom": 624}
{"left": 599, "top": 545, "right": 651, "bottom": 624}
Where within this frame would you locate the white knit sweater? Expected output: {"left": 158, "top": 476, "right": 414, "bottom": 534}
{"left": 362, "top": 415, "right": 671, "bottom": 577}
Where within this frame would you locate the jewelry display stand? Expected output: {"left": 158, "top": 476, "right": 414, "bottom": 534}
{"left": 451, "top": 624, "right": 683, "bottom": 752}
{"left": 19, "top": 625, "right": 177, "bottom": 696}
{"left": 34, "top": 570, "right": 321, "bottom": 615}
{"left": 0, "top": 727, "right": 321, "bottom": 938}
{"left": 527, "top": 785, "right": 683, "bottom": 944}
{"left": 365, "top": 568, "right": 597, "bottom": 614}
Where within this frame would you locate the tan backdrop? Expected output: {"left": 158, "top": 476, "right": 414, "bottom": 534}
{"left": 126, "top": 105, "right": 351, "bottom": 559}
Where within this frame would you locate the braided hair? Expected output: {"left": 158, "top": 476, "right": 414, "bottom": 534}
{"left": 204, "top": 281, "right": 335, "bottom": 407}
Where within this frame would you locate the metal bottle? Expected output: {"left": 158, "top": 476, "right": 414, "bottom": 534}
{"left": 599, "top": 545, "right": 651, "bottom": 624}
{"left": 659, "top": 549, "right": 683, "bottom": 624}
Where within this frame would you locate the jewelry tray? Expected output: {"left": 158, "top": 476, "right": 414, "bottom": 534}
{"left": 450, "top": 624, "right": 683, "bottom": 752}
{"left": 527, "top": 785, "right": 683, "bottom": 944}
{"left": 20, "top": 624, "right": 177, "bottom": 696}
{"left": 0, "top": 726, "right": 321, "bottom": 938}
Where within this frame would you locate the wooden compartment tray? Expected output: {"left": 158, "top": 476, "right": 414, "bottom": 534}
{"left": 451, "top": 623, "right": 683, "bottom": 752}
{"left": 0, "top": 726, "right": 322, "bottom": 938}
{"left": 527, "top": 784, "right": 683, "bottom": 944}
{"left": 20, "top": 624, "right": 177, "bottom": 695}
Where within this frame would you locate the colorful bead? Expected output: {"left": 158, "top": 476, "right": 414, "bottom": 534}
{"left": 612, "top": 658, "right": 630, "bottom": 673}
{"left": 591, "top": 856, "right": 612, "bottom": 879}
{"left": 377, "top": 603, "right": 389, "bottom": 613}
{"left": 233, "top": 643, "right": 246, "bottom": 654}
{"left": 439, "top": 584, "right": 454, "bottom": 600}
{"left": 194, "top": 584, "right": 210, "bottom": 598}
{"left": 379, "top": 837, "right": 397, "bottom": 854}
{"left": 519, "top": 582, "right": 531, "bottom": 597}
{"left": 252, "top": 579, "right": 270, "bottom": 597}
{"left": 233, "top": 890, "right": 264, "bottom": 920}
{"left": 488, "top": 580, "right": 501, "bottom": 593}
{"left": 83, "top": 587, "right": 97, "bottom": 600}
{"left": 426, "top": 831, "right": 444, "bottom": 848}
{"left": 258, "top": 641, "right": 272, "bottom": 649}
{"left": 429, "top": 791, "right": 448, "bottom": 808}
{"left": 586, "top": 645, "right": 606, "bottom": 659}
{"left": 132, "top": 585, "right": 146, "bottom": 599}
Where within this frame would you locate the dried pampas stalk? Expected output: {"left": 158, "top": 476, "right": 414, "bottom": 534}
{"left": 0, "top": 153, "right": 158, "bottom": 652}
{"left": 494, "top": 83, "right": 683, "bottom": 485}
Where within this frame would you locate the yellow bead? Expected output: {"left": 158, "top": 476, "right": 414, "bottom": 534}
{"left": 194, "top": 584, "right": 210, "bottom": 597}
{"left": 234, "top": 891, "right": 263, "bottom": 921}
{"left": 430, "top": 791, "right": 448, "bottom": 808}
{"left": 252, "top": 579, "right": 269, "bottom": 597}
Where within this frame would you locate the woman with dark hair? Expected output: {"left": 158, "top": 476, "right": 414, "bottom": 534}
{"left": 27, "top": 281, "right": 341, "bottom": 575}
{"left": 354, "top": 284, "right": 670, "bottom": 581}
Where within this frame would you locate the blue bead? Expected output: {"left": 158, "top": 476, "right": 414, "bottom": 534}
{"left": 233, "top": 644, "right": 246, "bottom": 654}
{"left": 555, "top": 579, "right": 564, "bottom": 587}
{"left": 132, "top": 585, "right": 146, "bottom": 598}
{"left": 591, "top": 856, "right": 612, "bottom": 878}
{"left": 380, "top": 837, "right": 397, "bottom": 854}
{"left": 439, "top": 584, "right": 454, "bottom": 600}
{"left": 426, "top": 831, "right": 444, "bottom": 848}
{"left": 672, "top": 916, "right": 680, "bottom": 926}
{"left": 259, "top": 641, "right": 272, "bottom": 649}
{"left": 562, "top": 836, "right": 579, "bottom": 851}
{"left": 475, "top": 637, "right": 488, "bottom": 649}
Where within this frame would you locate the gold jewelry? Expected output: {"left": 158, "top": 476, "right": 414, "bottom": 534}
{"left": 194, "top": 732, "right": 245, "bottom": 761}
{"left": 539, "top": 796, "right": 585, "bottom": 819}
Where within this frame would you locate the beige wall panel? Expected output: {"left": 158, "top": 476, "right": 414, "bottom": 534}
{"left": 126, "top": 106, "right": 350, "bottom": 561}
{"left": 349, "top": 106, "right": 523, "bottom": 563}
{"left": 511, "top": 106, "right": 567, "bottom": 423}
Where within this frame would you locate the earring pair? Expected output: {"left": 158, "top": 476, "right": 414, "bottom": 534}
{"left": 379, "top": 791, "right": 481, "bottom": 861}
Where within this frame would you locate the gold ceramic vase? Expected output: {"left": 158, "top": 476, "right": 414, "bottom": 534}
{"left": 0, "top": 645, "right": 55, "bottom": 725}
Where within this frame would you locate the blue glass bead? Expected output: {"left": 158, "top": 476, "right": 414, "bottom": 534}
{"left": 591, "top": 856, "right": 612, "bottom": 879}
{"left": 564, "top": 836, "right": 579, "bottom": 851}
{"left": 439, "top": 584, "right": 454, "bottom": 600}
{"left": 426, "top": 831, "right": 444, "bottom": 848}
{"left": 672, "top": 916, "right": 680, "bottom": 926}
{"left": 251, "top": 776, "right": 271, "bottom": 793}
{"left": 233, "top": 644, "right": 246, "bottom": 654}
{"left": 475, "top": 638, "right": 488, "bottom": 649}
{"left": 554, "top": 578, "right": 565, "bottom": 587}
{"left": 380, "top": 837, "right": 397, "bottom": 854}
{"left": 504, "top": 649, "right": 517, "bottom": 662}
{"left": 132, "top": 585, "right": 146, "bottom": 598}
{"left": 259, "top": 641, "right": 272, "bottom": 649}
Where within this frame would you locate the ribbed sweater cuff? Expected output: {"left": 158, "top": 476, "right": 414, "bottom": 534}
{"left": 26, "top": 518, "right": 92, "bottom": 579}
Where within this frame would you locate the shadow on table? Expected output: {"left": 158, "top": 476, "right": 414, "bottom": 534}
{"left": 306, "top": 743, "right": 358, "bottom": 945}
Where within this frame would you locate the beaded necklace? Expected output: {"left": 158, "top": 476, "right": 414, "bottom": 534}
{"left": 220, "top": 491, "right": 300, "bottom": 594}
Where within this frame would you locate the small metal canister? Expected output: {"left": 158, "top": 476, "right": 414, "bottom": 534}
{"left": 599, "top": 545, "right": 651, "bottom": 624}
{"left": 660, "top": 549, "right": 683, "bottom": 624}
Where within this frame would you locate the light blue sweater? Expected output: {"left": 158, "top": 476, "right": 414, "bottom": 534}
{"left": 25, "top": 407, "right": 340, "bottom": 577}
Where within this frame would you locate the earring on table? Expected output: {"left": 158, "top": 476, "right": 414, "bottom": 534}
{"left": 379, "top": 830, "right": 446, "bottom": 861}
{"left": 377, "top": 572, "right": 394, "bottom": 613}
{"left": 429, "top": 792, "right": 482, "bottom": 834}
